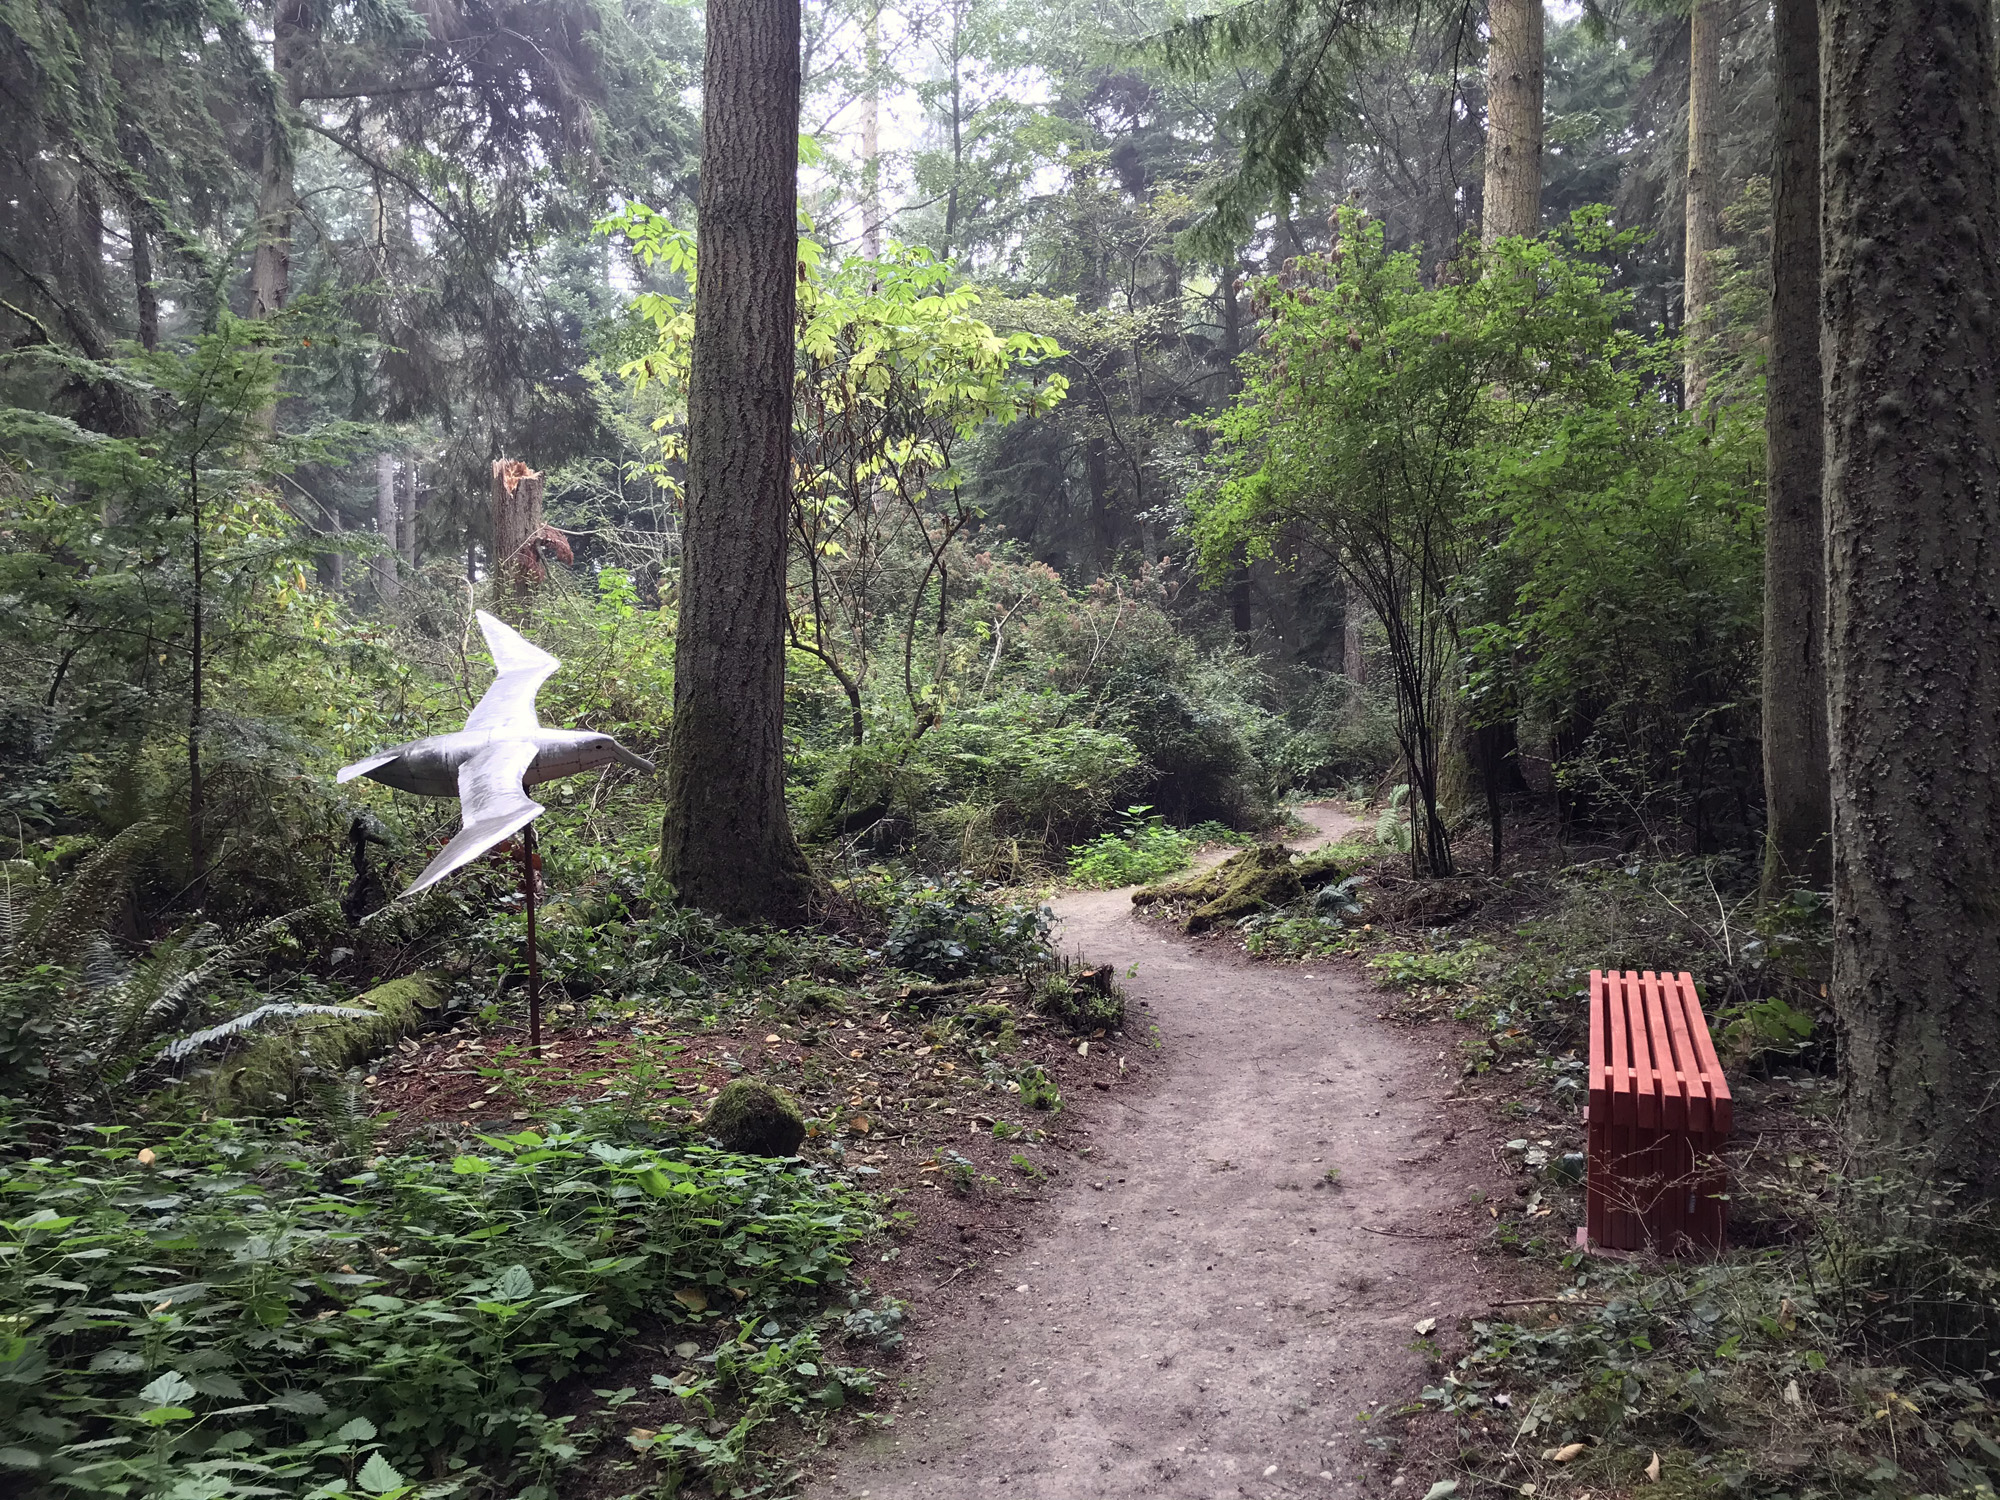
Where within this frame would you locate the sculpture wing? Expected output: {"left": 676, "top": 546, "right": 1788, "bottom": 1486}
{"left": 402, "top": 741, "right": 543, "bottom": 896}
{"left": 462, "top": 610, "right": 559, "bottom": 733}
{"left": 336, "top": 751, "right": 401, "bottom": 784}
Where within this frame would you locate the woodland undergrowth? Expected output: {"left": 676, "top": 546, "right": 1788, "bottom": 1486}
{"left": 1196, "top": 815, "right": 2000, "bottom": 1500}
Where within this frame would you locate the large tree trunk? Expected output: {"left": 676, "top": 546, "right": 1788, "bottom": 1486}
{"left": 1759, "top": 0, "right": 1829, "bottom": 897}
{"left": 658, "top": 0, "right": 811, "bottom": 922}
{"left": 1822, "top": 0, "right": 2000, "bottom": 1198}
{"left": 374, "top": 453, "right": 399, "bottom": 602}
{"left": 132, "top": 222, "right": 158, "bottom": 352}
{"left": 861, "top": 3, "right": 882, "bottom": 259}
{"left": 1480, "top": 0, "right": 1543, "bottom": 243}
{"left": 1682, "top": 0, "right": 1723, "bottom": 408}
{"left": 249, "top": 0, "right": 308, "bottom": 323}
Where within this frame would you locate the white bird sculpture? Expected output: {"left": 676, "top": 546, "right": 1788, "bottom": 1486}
{"left": 337, "top": 610, "right": 656, "bottom": 896}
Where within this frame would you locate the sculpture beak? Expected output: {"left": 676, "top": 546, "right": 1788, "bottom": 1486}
{"left": 611, "top": 741, "right": 656, "bottom": 774}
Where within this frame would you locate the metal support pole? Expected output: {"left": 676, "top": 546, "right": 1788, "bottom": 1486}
{"left": 521, "top": 825, "right": 542, "bottom": 1055}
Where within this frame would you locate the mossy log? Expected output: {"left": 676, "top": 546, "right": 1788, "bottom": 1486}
{"left": 1132, "top": 841, "right": 1373, "bottom": 934}
{"left": 183, "top": 973, "right": 438, "bottom": 1115}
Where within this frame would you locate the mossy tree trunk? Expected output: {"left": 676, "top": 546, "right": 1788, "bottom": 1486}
{"left": 1682, "top": 0, "right": 1723, "bottom": 409}
{"left": 1760, "top": 0, "right": 1829, "bottom": 897}
{"left": 658, "top": 0, "right": 811, "bottom": 922}
{"left": 1822, "top": 0, "right": 2000, "bottom": 1199}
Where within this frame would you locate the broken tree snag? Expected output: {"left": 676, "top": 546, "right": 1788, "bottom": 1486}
{"left": 488, "top": 459, "right": 572, "bottom": 611}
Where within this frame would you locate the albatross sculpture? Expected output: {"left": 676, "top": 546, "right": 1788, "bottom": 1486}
{"left": 337, "top": 610, "right": 656, "bottom": 896}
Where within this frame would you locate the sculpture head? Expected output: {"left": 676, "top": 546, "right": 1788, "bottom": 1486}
{"left": 587, "top": 734, "right": 656, "bottom": 775}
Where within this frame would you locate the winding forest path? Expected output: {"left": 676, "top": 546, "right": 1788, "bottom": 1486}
{"left": 813, "top": 807, "right": 1498, "bottom": 1500}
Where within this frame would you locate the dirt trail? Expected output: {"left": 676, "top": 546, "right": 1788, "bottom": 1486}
{"left": 813, "top": 807, "right": 1500, "bottom": 1500}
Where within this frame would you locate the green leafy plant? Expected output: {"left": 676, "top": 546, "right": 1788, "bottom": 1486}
{"left": 1065, "top": 806, "right": 1200, "bottom": 888}
{"left": 0, "top": 1109, "right": 876, "bottom": 1497}
{"left": 881, "top": 874, "right": 1052, "bottom": 978}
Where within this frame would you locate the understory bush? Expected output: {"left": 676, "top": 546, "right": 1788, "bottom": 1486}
{"left": 878, "top": 874, "right": 1052, "bottom": 978}
{"left": 0, "top": 1109, "right": 878, "bottom": 1498}
{"left": 1064, "top": 806, "right": 1219, "bottom": 888}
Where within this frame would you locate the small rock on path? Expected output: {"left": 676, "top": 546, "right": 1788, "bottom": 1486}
{"left": 812, "top": 807, "right": 1498, "bottom": 1500}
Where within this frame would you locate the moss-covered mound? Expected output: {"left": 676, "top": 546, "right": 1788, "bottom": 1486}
{"left": 1292, "top": 841, "right": 1372, "bottom": 888}
{"left": 1132, "top": 840, "right": 1374, "bottom": 934}
{"left": 1130, "top": 843, "right": 1297, "bottom": 932}
{"left": 704, "top": 1078, "right": 807, "bottom": 1157}
{"left": 184, "top": 972, "right": 437, "bottom": 1115}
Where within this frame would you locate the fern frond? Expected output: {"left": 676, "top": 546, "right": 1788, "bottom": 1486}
{"left": 16, "top": 822, "right": 162, "bottom": 967}
{"left": 0, "top": 861, "right": 33, "bottom": 957}
{"left": 137, "top": 899, "right": 341, "bottom": 1030}
{"left": 156, "top": 1003, "right": 373, "bottom": 1063}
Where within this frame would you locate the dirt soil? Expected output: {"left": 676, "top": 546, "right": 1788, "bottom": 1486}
{"left": 809, "top": 806, "right": 1520, "bottom": 1500}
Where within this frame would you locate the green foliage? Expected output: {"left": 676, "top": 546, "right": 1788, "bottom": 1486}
{"left": 0, "top": 1110, "right": 875, "bottom": 1498}
{"left": 1031, "top": 971, "right": 1126, "bottom": 1035}
{"left": 1199, "top": 209, "right": 1699, "bottom": 864}
{"left": 1425, "top": 1223, "right": 2000, "bottom": 1500}
{"left": 1065, "top": 806, "right": 1203, "bottom": 888}
{"left": 1, "top": 315, "right": 387, "bottom": 920}
{"left": 880, "top": 874, "right": 1052, "bottom": 979}
{"left": 1012, "top": 1064, "right": 1061, "bottom": 1112}
{"left": 1462, "top": 363, "right": 1764, "bottom": 849}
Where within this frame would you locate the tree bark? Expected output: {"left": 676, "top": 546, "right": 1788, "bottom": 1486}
{"left": 250, "top": 0, "right": 308, "bottom": 323}
{"left": 1480, "top": 0, "right": 1543, "bottom": 243}
{"left": 490, "top": 459, "right": 544, "bottom": 611}
{"left": 1759, "top": 0, "right": 1829, "bottom": 897}
{"left": 132, "top": 223, "right": 158, "bottom": 352}
{"left": 374, "top": 453, "right": 399, "bottom": 602}
{"left": 1822, "top": 0, "right": 2000, "bottom": 1198}
{"left": 398, "top": 456, "right": 418, "bottom": 569}
{"left": 862, "top": 3, "right": 882, "bottom": 259}
{"left": 1683, "top": 0, "right": 1724, "bottom": 408}
{"left": 658, "top": 0, "right": 811, "bottom": 922}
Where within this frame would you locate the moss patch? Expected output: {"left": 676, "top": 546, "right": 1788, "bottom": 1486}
{"left": 704, "top": 1078, "right": 807, "bottom": 1157}
{"left": 183, "top": 973, "right": 437, "bottom": 1116}
{"left": 1133, "top": 842, "right": 1375, "bottom": 934}
{"left": 1131, "top": 844, "right": 1299, "bottom": 933}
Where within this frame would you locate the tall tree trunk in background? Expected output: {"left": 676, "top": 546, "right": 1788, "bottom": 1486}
{"left": 374, "top": 453, "right": 399, "bottom": 603}
{"left": 1759, "top": 0, "right": 1829, "bottom": 898}
{"left": 317, "top": 503, "right": 344, "bottom": 591}
{"left": 398, "top": 457, "right": 418, "bottom": 569}
{"left": 659, "top": 0, "right": 811, "bottom": 922}
{"left": 1480, "top": 0, "right": 1543, "bottom": 242}
{"left": 250, "top": 0, "right": 307, "bottom": 323}
{"left": 490, "top": 459, "right": 545, "bottom": 612}
{"left": 1823, "top": 0, "right": 2000, "bottom": 1199}
{"left": 132, "top": 223, "right": 158, "bottom": 351}
{"left": 1682, "top": 0, "right": 1723, "bottom": 408}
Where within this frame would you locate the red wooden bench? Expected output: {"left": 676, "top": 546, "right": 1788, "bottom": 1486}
{"left": 1584, "top": 969, "right": 1733, "bottom": 1253}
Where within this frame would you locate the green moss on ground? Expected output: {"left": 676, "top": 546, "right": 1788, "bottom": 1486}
{"left": 704, "top": 1078, "right": 807, "bottom": 1156}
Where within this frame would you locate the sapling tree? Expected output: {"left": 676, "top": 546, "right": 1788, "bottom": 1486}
{"left": 0, "top": 316, "right": 364, "bottom": 901}
{"left": 1196, "top": 208, "right": 1632, "bottom": 875}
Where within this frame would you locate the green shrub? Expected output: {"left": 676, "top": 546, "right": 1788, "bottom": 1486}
{"left": 881, "top": 874, "right": 1051, "bottom": 978}
{"left": 1032, "top": 971, "right": 1125, "bottom": 1034}
{"left": 1013, "top": 1064, "right": 1060, "bottom": 1112}
{"left": 0, "top": 1110, "right": 875, "bottom": 1497}
{"left": 1065, "top": 806, "right": 1201, "bottom": 888}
